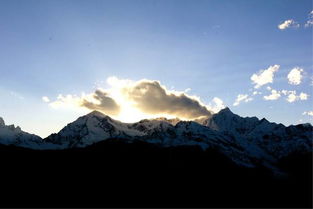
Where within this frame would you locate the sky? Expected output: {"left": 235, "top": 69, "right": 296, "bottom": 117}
{"left": 0, "top": 0, "right": 312, "bottom": 137}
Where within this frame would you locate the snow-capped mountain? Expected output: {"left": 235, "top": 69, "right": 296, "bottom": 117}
{"left": 45, "top": 111, "right": 146, "bottom": 148}
{"left": 0, "top": 117, "right": 42, "bottom": 148}
{"left": 200, "top": 107, "right": 313, "bottom": 159}
{"left": 0, "top": 108, "right": 312, "bottom": 171}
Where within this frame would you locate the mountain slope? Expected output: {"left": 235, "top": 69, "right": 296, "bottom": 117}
{"left": 0, "top": 108, "right": 312, "bottom": 172}
{"left": 0, "top": 117, "right": 46, "bottom": 149}
{"left": 201, "top": 108, "right": 312, "bottom": 159}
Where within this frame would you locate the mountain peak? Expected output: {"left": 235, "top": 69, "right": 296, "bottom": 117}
{"left": 217, "top": 107, "right": 233, "bottom": 115}
{"left": 86, "top": 110, "right": 108, "bottom": 118}
{"left": 260, "top": 118, "right": 269, "bottom": 123}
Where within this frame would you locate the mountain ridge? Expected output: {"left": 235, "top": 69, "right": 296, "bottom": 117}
{"left": 0, "top": 107, "right": 312, "bottom": 173}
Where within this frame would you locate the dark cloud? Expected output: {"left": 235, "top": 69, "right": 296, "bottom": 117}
{"left": 81, "top": 90, "right": 120, "bottom": 115}
{"left": 124, "top": 81, "right": 212, "bottom": 119}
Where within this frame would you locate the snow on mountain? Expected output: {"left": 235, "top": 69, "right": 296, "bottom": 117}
{"left": 0, "top": 108, "right": 312, "bottom": 171}
{"left": 201, "top": 107, "right": 260, "bottom": 134}
{"left": 0, "top": 117, "right": 52, "bottom": 149}
{"left": 45, "top": 111, "right": 145, "bottom": 148}
{"left": 200, "top": 108, "right": 313, "bottom": 159}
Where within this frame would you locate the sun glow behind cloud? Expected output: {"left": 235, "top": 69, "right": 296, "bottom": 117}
{"left": 49, "top": 77, "right": 226, "bottom": 122}
{"left": 104, "top": 77, "right": 176, "bottom": 122}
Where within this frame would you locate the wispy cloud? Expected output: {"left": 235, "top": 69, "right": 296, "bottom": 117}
{"left": 278, "top": 19, "right": 300, "bottom": 30}
{"left": 250, "top": 65, "right": 280, "bottom": 88}
{"left": 305, "top": 11, "right": 313, "bottom": 27}
{"left": 287, "top": 67, "right": 304, "bottom": 85}
{"left": 233, "top": 94, "right": 253, "bottom": 106}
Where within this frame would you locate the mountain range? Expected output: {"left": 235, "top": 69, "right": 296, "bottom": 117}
{"left": 0, "top": 107, "right": 312, "bottom": 173}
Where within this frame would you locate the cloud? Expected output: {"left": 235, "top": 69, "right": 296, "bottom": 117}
{"left": 286, "top": 93, "right": 297, "bottom": 103}
{"left": 303, "top": 111, "right": 313, "bottom": 116}
{"left": 287, "top": 67, "right": 304, "bottom": 85}
{"left": 278, "top": 19, "right": 300, "bottom": 30}
{"left": 123, "top": 80, "right": 212, "bottom": 119}
{"left": 207, "top": 97, "right": 225, "bottom": 113}
{"left": 184, "top": 88, "right": 191, "bottom": 93}
{"left": 42, "top": 96, "right": 50, "bottom": 103}
{"left": 281, "top": 90, "right": 292, "bottom": 95}
{"left": 49, "top": 77, "right": 221, "bottom": 120}
{"left": 50, "top": 94, "right": 84, "bottom": 109}
{"left": 253, "top": 91, "right": 262, "bottom": 95}
{"left": 233, "top": 94, "right": 253, "bottom": 106}
{"left": 299, "top": 92, "right": 308, "bottom": 100}
{"left": 305, "top": 11, "right": 313, "bottom": 27}
{"left": 50, "top": 89, "right": 120, "bottom": 115}
{"left": 81, "top": 89, "right": 121, "bottom": 115}
{"left": 285, "top": 91, "right": 309, "bottom": 103}
{"left": 263, "top": 89, "right": 308, "bottom": 102}
{"left": 264, "top": 90, "right": 281, "bottom": 100}
{"left": 250, "top": 65, "right": 280, "bottom": 88}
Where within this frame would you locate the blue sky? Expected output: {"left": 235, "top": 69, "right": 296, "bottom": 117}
{"left": 0, "top": 0, "right": 312, "bottom": 137}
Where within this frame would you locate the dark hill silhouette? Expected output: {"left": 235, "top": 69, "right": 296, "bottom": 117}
{"left": 0, "top": 139, "right": 311, "bottom": 208}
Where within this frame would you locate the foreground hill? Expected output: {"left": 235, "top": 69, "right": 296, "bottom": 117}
{"left": 0, "top": 139, "right": 311, "bottom": 208}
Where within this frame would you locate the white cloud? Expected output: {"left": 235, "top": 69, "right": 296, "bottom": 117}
{"left": 264, "top": 90, "right": 281, "bottom": 100}
{"left": 286, "top": 92, "right": 297, "bottom": 103}
{"left": 278, "top": 19, "right": 300, "bottom": 30}
{"left": 286, "top": 91, "right": 309, "bottom": 103}
{"left": 287, "top": 67, "right": 304, "bottom": 85}
{"left": 208, "top": 97, "right": 225, "bottom": 113}
{"left": 263, "top": 89, "right": 309, "bottom": 102}
{"left": 252, "top": 91, "right": 262, "bottom": 95}
{"left": 233, "top": 94, "right": 253, "bottom": 106}
{"left": 42, "top": 96, "right": 50, "bottom": 103}
{"left": 299, "top": 92, "right": 308, "bottom": 100}
{"left": 250, "top": 65, "right": 280, "bottom": 88}
{"left": 50, "top": 94, "right": 87, "bottom": 109}
{"left": 305, "top": 11, "right": 313, "bottom": 27}
{"left": 303, "top": 111, "right": 313, "bottom": 116}
{"left": 184, "top": 88, "right": 191, "bottom": 93}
